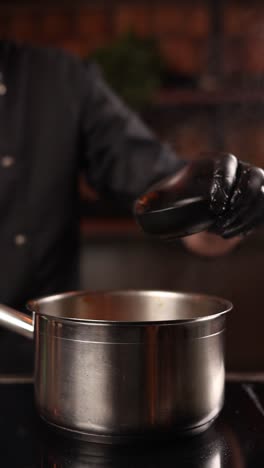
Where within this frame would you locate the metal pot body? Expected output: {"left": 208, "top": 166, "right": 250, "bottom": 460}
{"left": 34, "top": 291, "right": 228, "bottom": 442}
{"left": 0, "top": 290, "right": 231, "bottom": 442}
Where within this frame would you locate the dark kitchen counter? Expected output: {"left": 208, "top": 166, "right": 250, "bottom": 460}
{"left": 0, "top": 379, "right": 264, "bottom": 467}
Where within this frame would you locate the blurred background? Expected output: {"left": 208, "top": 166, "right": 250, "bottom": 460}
{"left": 2, "top": 0, "right": 264, "bottom": 372}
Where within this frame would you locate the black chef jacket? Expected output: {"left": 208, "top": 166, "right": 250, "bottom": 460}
{"left": 0, "top": 40, "right": 183, "bottom": 311}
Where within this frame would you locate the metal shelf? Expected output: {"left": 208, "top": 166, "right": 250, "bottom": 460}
{"left": 153, "top": 89, "right": 264, "bottom": 107}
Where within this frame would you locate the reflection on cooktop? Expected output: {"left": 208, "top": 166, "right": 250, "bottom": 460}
{"left": 0, "top": 382, "right": 264, "bottom": 467}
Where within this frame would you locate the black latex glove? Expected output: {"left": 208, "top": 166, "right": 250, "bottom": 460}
{"left": 209, "top": 153, "right": 264, "bottom": 238}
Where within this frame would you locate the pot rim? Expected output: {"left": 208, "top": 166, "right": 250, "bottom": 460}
{"left": 26, "top": 289, "right": 233, "bottom": 326}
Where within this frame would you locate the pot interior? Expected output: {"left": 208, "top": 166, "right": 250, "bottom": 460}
{"left": 27, "top": 290, "right": 232, "bottom": 324}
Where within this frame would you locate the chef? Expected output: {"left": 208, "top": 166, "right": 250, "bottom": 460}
{"left": 0, "top": 40, "right": 263, "bottom": 311}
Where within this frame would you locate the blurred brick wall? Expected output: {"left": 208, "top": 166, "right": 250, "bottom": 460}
{"left": 0, "top": 3, "right": 210, "bottom": 75}
{"left": 146, "top": 109, "right": 264, "bottom": 166}
{"left": 1, "top": 2, "right": 264, "bottom": 166}
{"left": 1, "top": 3, "right": 264, "bottom": 77}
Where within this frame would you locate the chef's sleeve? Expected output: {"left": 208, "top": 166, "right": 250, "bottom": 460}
{"left": 79, "top": 62, "right": 186, "bottom": 203}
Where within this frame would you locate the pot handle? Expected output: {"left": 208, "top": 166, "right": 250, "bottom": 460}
{"left": 0, "top": 304, "right": 34, "bottom": 339}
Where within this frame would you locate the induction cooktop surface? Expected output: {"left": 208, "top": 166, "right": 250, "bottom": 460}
{"left": 0, "top": 380, "right": 263, "bottom": 467}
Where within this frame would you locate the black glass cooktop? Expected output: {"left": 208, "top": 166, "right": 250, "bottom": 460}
{"left": 0, "top": 381, "right": 264, "bottom": 467}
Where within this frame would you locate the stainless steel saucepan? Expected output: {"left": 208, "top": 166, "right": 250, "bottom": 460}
{"left": 0, "top": 290, "right": 232, "bottom": 443}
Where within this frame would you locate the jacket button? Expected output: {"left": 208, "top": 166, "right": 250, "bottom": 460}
{"left": 14, "top": 234, "right": 27, "bottom": 246}
{"left": 1, "top": 155, "right": 15, "bottom": 168}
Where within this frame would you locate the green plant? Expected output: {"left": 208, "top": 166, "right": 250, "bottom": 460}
{"left": 88, "top": 31, "right": 163, "bottom": 110}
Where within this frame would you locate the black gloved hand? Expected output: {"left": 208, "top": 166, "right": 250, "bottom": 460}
{"left": 209, "top": 153, "right": 264, "bottom": 238}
